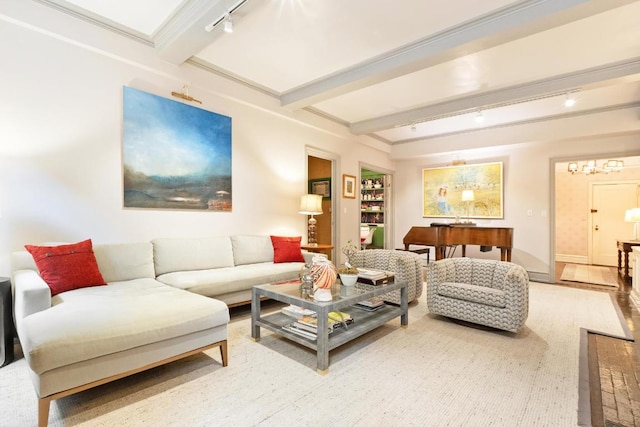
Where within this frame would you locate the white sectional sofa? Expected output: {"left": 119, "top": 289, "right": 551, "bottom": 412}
{"left": 11, "top": 235, "right": 311, "bottom": 426}
{"left": 152, "top": 235, "right": 314, "bottom": 306}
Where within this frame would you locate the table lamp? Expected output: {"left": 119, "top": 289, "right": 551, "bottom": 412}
{"left": 625, "top": 208, "right": 640, "bottom": 241}
{"left": 461, "top": 190, "right": 475, "bottom": 224}
{"left": 299, "top": 194, "right": 323, "bottom": 246}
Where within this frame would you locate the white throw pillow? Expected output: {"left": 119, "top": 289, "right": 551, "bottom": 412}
{"left": 231, "top": 235, "right": 274, "bottom": 265}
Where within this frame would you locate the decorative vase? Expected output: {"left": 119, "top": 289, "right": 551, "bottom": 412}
{"left": 299, "top": 263, "right": 314, "bottom": 298}
{"left": 339, "top": 273, "right": 358, "bottom": 287}
{"left": 310, "top": 255, "right": 337, "bottom": 301}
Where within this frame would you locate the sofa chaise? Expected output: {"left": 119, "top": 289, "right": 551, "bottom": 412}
{"left": 426, "top": 257, "right": 529, "bottom": 332}
{"left": 11, "top": 234, "right": 312, "bottom": 426}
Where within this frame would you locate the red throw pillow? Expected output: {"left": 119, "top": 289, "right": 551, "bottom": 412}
{"left": 270, "top": 236, "right": 305, "bottom": 263}
{"left": 25, "top": 239, "right": 107, "bottom": 296}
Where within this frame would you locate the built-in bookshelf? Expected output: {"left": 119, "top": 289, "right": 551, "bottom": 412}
{"left": 361, "top": 175, "right": 384, "bottom": 225}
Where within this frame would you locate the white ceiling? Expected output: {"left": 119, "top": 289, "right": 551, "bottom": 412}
{"left": 33, "top": 0, "right": 640, "bottom": 145}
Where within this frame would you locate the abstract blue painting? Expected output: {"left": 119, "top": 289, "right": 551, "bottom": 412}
{"left": 122, "top": 86, "right": 232, "bottom": 211}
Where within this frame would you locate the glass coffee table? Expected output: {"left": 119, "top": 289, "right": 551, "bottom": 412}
{"left": 251, "top": 280, "right": 408, "bottom": 374}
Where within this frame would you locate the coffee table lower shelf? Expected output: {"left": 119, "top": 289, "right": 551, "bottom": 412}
{"left": 256, "top": 305, "right": 402, "bottom": 350}
{"left": 251, "top": 281, "right": 408, "bottom": 374}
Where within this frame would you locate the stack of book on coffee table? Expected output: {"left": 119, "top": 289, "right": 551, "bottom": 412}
{"left": 357, "top": 268, "right": 395, "bottom": 286}
{"left": 282, "top": 311, "right": 353, "bottom": 340}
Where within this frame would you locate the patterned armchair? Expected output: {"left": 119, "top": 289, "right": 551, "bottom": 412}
{"left": 426, "top": 257, "right": 529, "bottom": 332}
{"left": 350, "top": 249, "right": 424, "bottom": 304}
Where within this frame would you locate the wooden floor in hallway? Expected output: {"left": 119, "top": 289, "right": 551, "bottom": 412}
{"left": 556, "top": 262, "right": 640, "bottom": 427}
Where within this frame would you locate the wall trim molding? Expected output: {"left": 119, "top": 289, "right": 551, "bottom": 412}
{"left": 556, "top": 254, "right": 588, "bottom": 264}
{"left": 630, "top": 290, "right": 640, "bottom": 312}
{"left": 528, "top": 271, "right": 551, "bottom": 283}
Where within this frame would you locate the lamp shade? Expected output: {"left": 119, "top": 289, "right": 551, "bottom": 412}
{"left": 625, "top": 208, "right": 640, "bottom": 223}
{"left": 461, "top": 190, "right": 475, "bottom": 202}
{"left": 299, "top": 194, "right": 323, "bottom": 215}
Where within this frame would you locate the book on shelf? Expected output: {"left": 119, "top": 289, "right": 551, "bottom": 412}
{"left": 282, "top": 323, "right": 318, "bottom": 340}
{"left": 356, "top": 297, "right": 385, "bottom": 308}
{"left": 296, "top": 311, "right": 354, "bottom": 331}
{"left": 282, "top": 311, "right": 355, "bottom": 340}
{"left": 281, "top": 305, "right": 316, "bottom": 319}
{"left": 329, "top": 311, "right": 354, "bottom": 329}
{"left": 289, "top": 320, "right": 332, "bottom": 335}
{"left": 354, "top": 302, "right": 386, "bottom": 312}
{"left": 354, "top": 297, "right": 386, "bottom": 311}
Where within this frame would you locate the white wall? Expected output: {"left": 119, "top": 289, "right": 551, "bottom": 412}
{"left": 0, "top": 5, "right": 394, "bottom": 276}
{"left": 1, "top": 2, "right": 639, "bottom": 280}
{"left": 392, "top": 133, "right": 640, "bottom": 281}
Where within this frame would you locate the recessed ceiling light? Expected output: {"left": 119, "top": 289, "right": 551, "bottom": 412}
{"left": 564, "top": 95, "right": 576, "bottom": 108}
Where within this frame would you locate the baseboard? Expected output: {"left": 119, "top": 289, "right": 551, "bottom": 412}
{"left": 528, "top": 271, "right": 550, "bottom": 283}
{"left": 631, "top": 289, "right": 640, "bottom": 312}
{"left": 556, "top": 254, "right": 588, "bottom": 264}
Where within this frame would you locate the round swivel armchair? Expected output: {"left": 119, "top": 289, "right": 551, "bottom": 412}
{"left": 350, "top": 249, "right": 424, "bottom": 304}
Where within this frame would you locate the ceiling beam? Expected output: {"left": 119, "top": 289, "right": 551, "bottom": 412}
{"left": 154, "top": 0, "right": 250, "bottom": 65}
{"left": 280, "top": 0, "right": 634, "bottom": 110}
{"left": 349, "top": 58, "right": 640, "bottom": 135}
{"left": 32, "top": 0, "right": 152, "bottom": 45}
{"left": 392, "top": 101, "right": 640, "bottom": 145}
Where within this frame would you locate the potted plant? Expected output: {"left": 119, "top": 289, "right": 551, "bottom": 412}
{"left": 338, "top": 240, "right": 359, "bottom": 286}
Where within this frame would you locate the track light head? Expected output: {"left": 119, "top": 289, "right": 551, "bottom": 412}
{"left": 224, "top": 15, "right": 233, "bottom": 33}
{"left": 204, "top": 0, "right": 247, "bottom": 33}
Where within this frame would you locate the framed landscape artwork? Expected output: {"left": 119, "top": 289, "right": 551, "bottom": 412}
{"left": 122, "top": 86, "right": 232, "bottom": 211}
{"left": 422, "top": 161, "right": 503, "bottom": 219}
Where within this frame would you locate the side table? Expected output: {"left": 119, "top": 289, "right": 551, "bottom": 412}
{"left": 0, "top": 277, "right": 14, "bottom": 367}
{"left": 617, "top": 240, "right": 640, "bottom": 283}
{"left": 301, "top": 244, "right": 334, "bottom": 260}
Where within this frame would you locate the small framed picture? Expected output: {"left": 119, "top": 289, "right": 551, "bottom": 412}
{"left": 309, "top": 178, "right": 331, "bottom": 199}
{"left": 342, "top": 174, "right": 357, "bottom": 199}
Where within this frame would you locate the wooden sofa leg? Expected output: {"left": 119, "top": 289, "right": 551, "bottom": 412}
{"left": 220, "top": 340, "right": 228, "bottom": 367}
{"left": 38, "top": 397, "right": 51, "bottom": 427}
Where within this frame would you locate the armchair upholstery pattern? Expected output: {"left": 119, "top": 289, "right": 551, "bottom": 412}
{"left": 426, "top": 257, "right": 529, "bottom": 332}
{"left": 350, "top": 249, "right": 424, "bottom": 304}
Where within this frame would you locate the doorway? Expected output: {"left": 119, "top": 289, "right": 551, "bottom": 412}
{"left": 307, "top": 151, "right": 336, "bottom": 259}
{"left": 590, "top": 181, "right": 640, "bottom": 266}
{"left": 553, "top": 156, "right": 640, "bottom": 280}
{"left": 360, "top": 166, "right": 392, "bottom": 249}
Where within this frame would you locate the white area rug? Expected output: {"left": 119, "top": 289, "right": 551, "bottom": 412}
{"left": 0, "top": 283, "right": 626, "bottom": 426}
{"left": 560, "top": 263, "right": 619, "bottom": 288}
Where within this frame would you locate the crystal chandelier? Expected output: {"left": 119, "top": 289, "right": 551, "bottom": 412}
{"left": 567, "top": 160, "right": 624, "bottom": 175}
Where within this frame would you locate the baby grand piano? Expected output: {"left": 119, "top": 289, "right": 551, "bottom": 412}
{"left": 402, "top": 225, "right": 514, "bottom": 262}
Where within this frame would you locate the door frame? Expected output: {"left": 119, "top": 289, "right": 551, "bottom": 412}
{"left": 306, "top": 146, "right": 338, "bottom": 259}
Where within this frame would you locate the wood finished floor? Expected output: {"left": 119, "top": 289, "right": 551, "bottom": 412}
{"left": 555, "top": 262, "right": 640, "bottom": 427}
